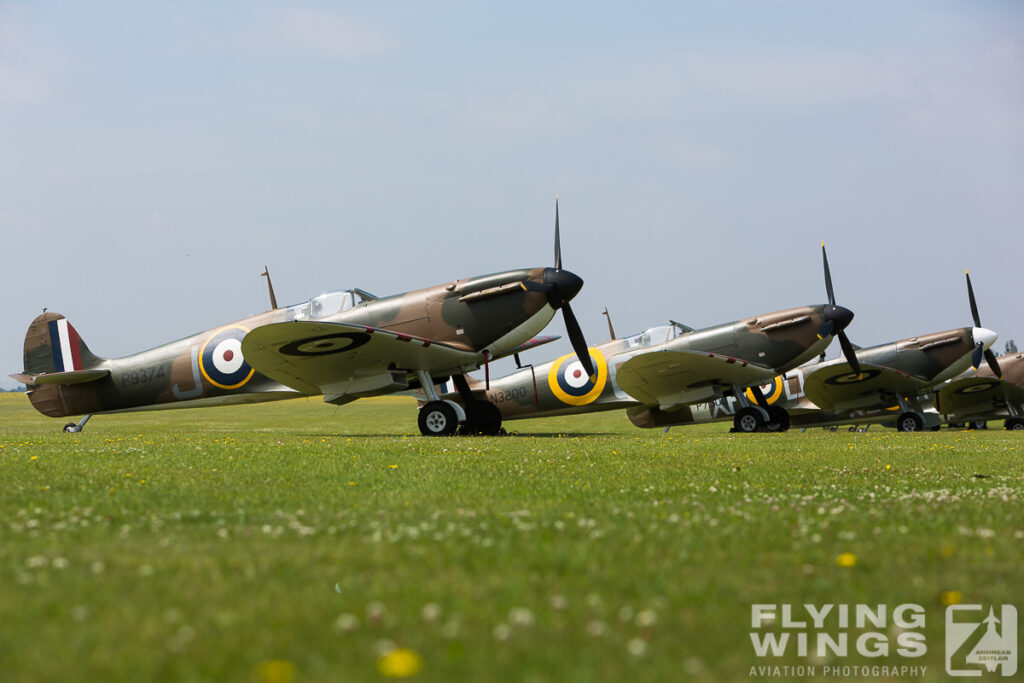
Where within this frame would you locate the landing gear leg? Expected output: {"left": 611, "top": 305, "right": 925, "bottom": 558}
{"left": 63, "top": 414, "right": 92, "bottom": 433}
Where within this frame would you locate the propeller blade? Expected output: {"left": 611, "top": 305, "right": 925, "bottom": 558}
{"left": 561, "top": 302, "right": 595, "bottom": 379}
{"left": 838, "top": 331, "right": 861, "bottom": 375}
{"left": 817, "top": 319, "right": 835, "bottom": 340}
{"left": 971, "top": 342, "right": 984, "bottom": 371}
{"left": 554, "top": 196, "right": 562, "bottom": 270}
{"left": 822, "top": 242, "right": 836, "bottom": 307}
{"left": 984, "top": 349, "right": 1003, "bottom": 378}
{"left": 748, "top": 384, "right": 769, "bottom": 409}
{"left": 966, "top": 270, "right": 981, "bottom": 328}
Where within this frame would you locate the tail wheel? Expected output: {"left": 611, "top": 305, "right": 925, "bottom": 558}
{"left": 418, "top": 401, "right": 458, "bottom": 436}
{"left": 896, "top": 412, "right": 924, "bottom": 432}
{"left": 733, "top": 407, "right": 765, "bottom": 433}
{"left": 764, "top": 406, "right": 790, "bottom": 432}
{"left": 62, "top": 423, "right": 78, "bottom": 433}
{"left": 1005, "top": 418, "right": 1024, "bottom": 431}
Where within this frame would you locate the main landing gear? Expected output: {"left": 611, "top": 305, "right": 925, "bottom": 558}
{"left": 730, "top": 385, "right": 790, "bottom": 433}
{"left": 1005, "top": 417, "right": 1024, "bottom": 431}
{"left": 416, "top": 372, "right": 505, "bottom": 436}
{"left": 62, "top": 415, "right": 92, "bottom": 433}
{"left": 895, "top": 411, "right": 925, "bottom": 432}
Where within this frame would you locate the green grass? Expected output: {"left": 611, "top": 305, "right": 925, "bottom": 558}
{"left": 1, "top": 393, "right": 1022, "bottom": 682}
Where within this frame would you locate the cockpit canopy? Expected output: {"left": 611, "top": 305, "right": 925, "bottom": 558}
{"left": 622, "top": 322, "right": 688, "bottom": 349}
{"left": 287, "top": 289, "right": 377, "bottom": 321}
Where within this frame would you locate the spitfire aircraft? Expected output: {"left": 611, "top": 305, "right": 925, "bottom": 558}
{"left": 934, "top": 351, "right": 1024, "bottom": 430}
{"left": 629, "top": 272, "right": 1000, "bottom": 433}
{"left": 422, "top": 245, "right": 857, "bottom": 434}
{"left": 12, "top": 202, "right": 592, "bottom": 436}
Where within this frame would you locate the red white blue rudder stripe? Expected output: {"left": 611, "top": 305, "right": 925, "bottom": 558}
{"left": 48, "top": 318, "right": 83, "bottom": 372}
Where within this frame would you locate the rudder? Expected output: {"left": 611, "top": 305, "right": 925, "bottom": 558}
{"left": 23, "top": 312, "right": 103, "bottom": 376}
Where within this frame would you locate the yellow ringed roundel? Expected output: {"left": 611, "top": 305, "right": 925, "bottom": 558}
{"left": 199, "top": 325, "right": 256, "bottom": 390}
{"left": 547, "top": 347, "right": 608, "bottom": 406}
{"left": 745, "top": 375, "right": 784, "bottom": 405}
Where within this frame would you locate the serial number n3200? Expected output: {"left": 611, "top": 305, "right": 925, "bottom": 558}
{"left": 121, "top": 366, "right": 166, "bottom": 387}
{"left": 491, "top": 387, "right": 528, "bottom": 403}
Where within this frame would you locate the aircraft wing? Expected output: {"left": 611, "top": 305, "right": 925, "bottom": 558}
{"left": 803, "top": 362, "right": 931, "bottom": 411}
{"left": 241, "top": 321, "right": 480, "bottom": 399}
{"left": 935, "top": 377, "right": 1024, "bottom": 418}
{"left": 615, "top": 350, "right": 773, "bottom": 408}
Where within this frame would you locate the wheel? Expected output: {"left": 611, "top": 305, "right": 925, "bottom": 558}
{"left": 458, "top": 400, "right": 503, "bottom": 436}
{"left": 968, "top": 420, "right": 988, "bottom": 430}
{"left": 418, "top": 401, "right": 458, "bottom": 436}
{"left": 1004, "top": 417, "right": 1024, "bottom": 431}
{"left": 896, "top": 412, "right": 924, "bottom": 432}
{"left": 733, "top": 407, "right": 765, "bottom": 433}
{"left": 763, "top": 406, "right": 790, "bottom": 432}
{"left": 62, "top": 423, "right": 78, "bottom": 433}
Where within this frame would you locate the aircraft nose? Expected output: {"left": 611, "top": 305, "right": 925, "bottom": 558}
{"left": 972, "top": 327, "right": 998, "bottom": 350}
{"left": 825, "top": 304, "right": 855, "bottom": 332}
{"left": 542, "top": 267, "right": 584, "bottom": 309}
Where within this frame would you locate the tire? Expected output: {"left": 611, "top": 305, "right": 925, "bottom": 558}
{"left": 62, "top": 423, "right": 78, "bottom": 433}
{"left": 458, "top": 400, "right": 503, "bottom": 436}
{"left": 896, "top": 412, "right": 924, "bottom": 432}
{"left": 968, "top": 420, "right": 988, "bottom": 430}
{"left": 1004, "top": 417, "right": 1024, "bottom": 431}
{"left": 764, "top": 406, "right": 790, "bottom": 432}
{"left": 733, "top": 407, "right": 765, "bottom": 433}
{"left": 418, "top": 401, "right": 458, "bottom": 436}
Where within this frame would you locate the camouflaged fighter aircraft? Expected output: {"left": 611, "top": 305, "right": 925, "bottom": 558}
{"left": 422, "top": 245, "right": 858, "bottom": 434}
{"left": 12, "top": 201, "right": 594, "bottom": 436}
{"left": 628, "top": 272, "right": 1001, "bottom": 433}
{"left": 933, "top": 351, "right": 1024, "bottom": 431}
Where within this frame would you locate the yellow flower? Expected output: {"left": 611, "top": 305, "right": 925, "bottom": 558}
{"left": 836, "top": 552, "right": 857, "bottom": 568}
{"left": 377, "top": 648, "right": 423, "bottom": 678}
{"left": 389, "top": 464, "right": 398, "bottom": 469}
{"left": 941, "top": 590, "right": 963, "bottom": 606}
{"left": 257, "top": 659, "right": 295, "bottom": 683}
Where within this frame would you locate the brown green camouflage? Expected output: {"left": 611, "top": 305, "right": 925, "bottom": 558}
{"left": 13, "top": 265, "right": 583, "bottom": 422}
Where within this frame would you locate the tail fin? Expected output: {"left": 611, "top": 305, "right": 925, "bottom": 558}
{"left": 22, "top": 312, "right": 104, "bottom": 376}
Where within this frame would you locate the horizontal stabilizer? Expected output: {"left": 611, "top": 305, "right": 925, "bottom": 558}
{"left": 12, "top": 369, "right": 110, "bottom": 386}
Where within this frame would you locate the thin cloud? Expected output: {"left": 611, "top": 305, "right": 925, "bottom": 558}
{"left": 241, "top": 7, "right": 398, "bottom": 60}
{"left": 0, "top": 6, "right": 58, "bottom": 104}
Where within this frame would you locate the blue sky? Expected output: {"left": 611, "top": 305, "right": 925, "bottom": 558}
{"left": 2, "top": 1, "right": 1023, "bottom": 390}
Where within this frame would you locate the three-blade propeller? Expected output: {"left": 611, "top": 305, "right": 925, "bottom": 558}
{"left": 966, "top": 270, "right": 1002, "bottom": 378}
{"left": 818, "top": 244, "right": 860, "bottom": 375}
{"left": 520, "top": 197, "right": 595, "bottom": 378}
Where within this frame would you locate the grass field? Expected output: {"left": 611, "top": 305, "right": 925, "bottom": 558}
{"left": 1, "top": 392, "right": 1021, "bottom": 682}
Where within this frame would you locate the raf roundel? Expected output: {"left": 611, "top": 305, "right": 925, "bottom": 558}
{"left": 200, "top": 326, "right": 256, "bottom": 390}
{"left": 547, "top": 348, "right": 608, "bottom": 406}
